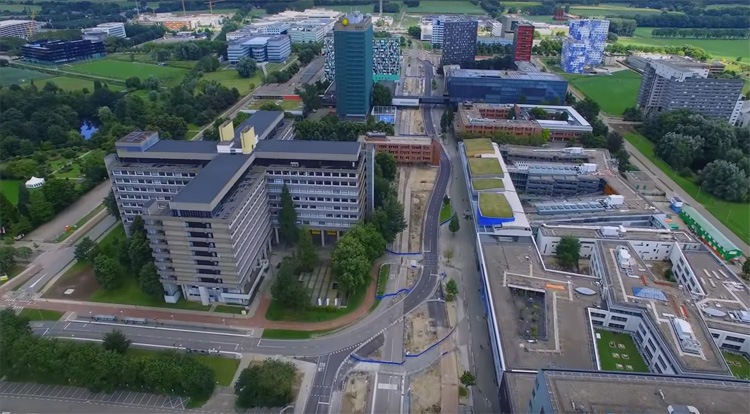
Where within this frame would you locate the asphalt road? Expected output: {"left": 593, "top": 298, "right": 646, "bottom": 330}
{"left": 371, "top": 372, "right": 402, "bottom": 414}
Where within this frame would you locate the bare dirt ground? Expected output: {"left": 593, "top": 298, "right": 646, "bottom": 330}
{"left": 399, "top": 109, "right": 425, "bottom": 135}
{"left": 410, "top": 365, "right": 441, "bottom": 414}
{"left": 42, "top": 265, "right": 99, "bottom": 300}
{"left": 342, "top": 372, "right": 370, "bottom": 414}
{"left": 405, "top": 304, "right": 438, "bottom": 354}
{"left": 406, "top": 167, "right": 437, "bottom": 253}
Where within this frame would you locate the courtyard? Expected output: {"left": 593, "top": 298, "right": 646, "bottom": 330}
{"left": 595, "top": 329, "right": 649, "bottom": 373}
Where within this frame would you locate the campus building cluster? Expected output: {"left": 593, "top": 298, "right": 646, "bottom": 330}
{"left": 22, "top": 39, "right": 106, "bottom": 64}
{"left": 635, "top": 57, "right": 745, "bottom": 123}
{"left": 0, "top": 19, "right": 41, "bottom": 39}
{"left": 455, "top": 138, "right": 750, "bottom": 413}
{"left": 105, "top": 111, "right": 373, "bottom": 306}
{"left": 226, "top": 8, "right": 341, "bottom": 44}
{"left": 455, "top": 102, "right": 592, "bottom": 141}
{"left": 561, "top": 19, "right": 610, "bottom": 74}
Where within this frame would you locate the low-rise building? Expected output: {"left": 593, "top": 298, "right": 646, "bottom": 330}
{"left": 22, "top": 39, "right": 106, "bottom": 64}
{"left": 227, "top": 34, "right": 291, "bottom": 64}
{"left": 446, "top": 68, "right": 568, "bottom": 105}
{"left": 81, "top": 22, "right": 127, "bottom": 41}
{"left": 0, "top": 19, "right": 42, "bottom": 39}
{"left": 361, "top": 133, "right": 440, "bottom": 166}
{"left": 455, "top": 102, "right": 591, "bottom": 141}
{"left": 289, "top": 21, "right": 328, "bottom": 43}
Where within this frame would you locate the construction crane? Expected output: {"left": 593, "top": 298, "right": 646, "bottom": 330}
{"left": 26, "top": 10, "right": 37, "bottom": 39}
{"left": 182, "top": 0, "right": 187, "bottom": 16}
{"left": 205, "top": 0, "right": 225, "bottom": 15}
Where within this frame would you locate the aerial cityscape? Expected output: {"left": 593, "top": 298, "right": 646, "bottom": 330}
{"left": 0, "top": 1, "right": 749, "bottom": 413}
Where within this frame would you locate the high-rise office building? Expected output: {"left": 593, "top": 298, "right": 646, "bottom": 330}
{"left": 512, "top": 24, "right": 534, "bottom": 62}
{"left": 637, "top": 59, "right": 744, "bottom": 123}
{"left": 440, "top": 18, "right": 478, "bottom": 66}
{"left": 105, "top": 114, "right": 373, "bottom": 306}
{"left": 334, "top": 12, "right": 373, "bottom": 120}
{"left": 323, "top": 35, "right": 400, "bottom": 83}
{"left": 560, "top": 19, "right": 609, "bottom": 74}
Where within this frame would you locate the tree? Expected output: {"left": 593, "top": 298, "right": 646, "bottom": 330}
{"left": 74, "top": 237, "right": 99, "bottom": 263}
{"left": 235, "top": 359, "right": 297, "bottom": 409}
{"left": 42, "top": 178, "right": 76, "bottom": 213}
{"left": 93, "top": 254, "right": 119, "bottom": 290}
{"left": 296, "top": 226, "right": 317, "bottom": 273}
{"left": 573, "top": 97, "right": 600, "bottom": 122}
{"left": 372, "top": 83, "right": 392, "bottom": 107}
{"left": 27, "top": 190, "right": 54, "bottom": 226}
{"left": 555, "top": 236, "right": 580, "bottom": 271}
{"left": 10, "top": 215, "right": 32, "bottom": 236}
{"left": 278, "top": 184, "right": 298, "bottom": 245}
{"left": 125, "top": 76, "right": 141, "bottom": 89}
{"left": 236, "top": 57, "right": 257, "bottom": 78}
{"left": 0, "top": 246, "right": 16, "bottom": 275}
{"left": 460, "top": 371, "right": 476, "bottom": 387}
{"left": 138, "top": 262, "right": 163, "bottom": 297}
{"left": 331, "top": 235, "right": 371, "bottom": 293}
{"left": 606, "top": 131, "right": 624, "bottom": 154}
{"left": 445, "top": 279, "right": 458, "bottom": 301}
{"left": 742, "top": 260, "right": 750, "bottom": 281}
{"left": 449, "top": 214, "right": 460, "bottom": 235}
{"left": 346, "top": 224, "right": 386, "bottom": 262}
{"left": 0, "top": 193, "right": 18, "bottom": 230}
{"left": 375, "top": 152, "right": 397, "bottom": 181}
{"left": 407, "top": 26, "right": 421, "bottom": 39}
{"left": 271, "top": 258, "right": 309, "bottom": 311}
{"left": 104, "top": 190, "right": 120, "bottom": 220}
{"left": 699, "top": 160, "right": 750, "bottom": 202}
{"left": 369, "top": 196, "right": 407, "bottom": 243}
{"left": 615, "top": 149, "right": 630, "bottom": 173}
{"left": 295, "top": 83, "right": 322, "bottom": 114}
{"left": 102, "top": 329, "right": 131, "bottom": 354}
{"left": 655, "top": 132, "right": 704, "bottom": 171}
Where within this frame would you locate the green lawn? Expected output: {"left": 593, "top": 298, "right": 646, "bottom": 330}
{"left": 439, "top": 201, "right": 452, "bottom": 222}
{"left": 67, "top": 59, "right": 188, "bottom": 86}
{"left": 261, "top": 328, "right": 334, "bottom": 339}
{"left": 563, "top": 70, "right": 642, "bottom": 115}
{"left": 126, "top": 349, "right": 239, "bottom": 386}
{"left": 18, "top": 308, "right": 64, "bottom": 321}
{"left": 0, "top": 179, "right": 20, "bottom": 205}
{"left": 468, "top": 158, "right": 503, "bottom": 176}
{"left": 377, "top": 264, "right": 390, "bottom": 296}
{"left": 402, "top": 0, "right": 485, "bottom": 14}
{"left": 44, "top": 76, "right": 123, "bottom": 92}
{"left": 595, "top": 329, "right": 649, "bottom": 373}
{"left": 203, "top": 67, "right": 262, "bottom": 95}
{"left": 624, "top": 132, "right": 750, "bottom": 242}
{"left": 478, "top": 193, "right": 513, "bottom": 219}
{"left": 723, "top": 351, "right": 750, "bottom": 380}
{"left": 0, "top": 67, "right": 51, "bottom": 86}
{"left": 472, "top": 178, "right": 504, "bottom": 191}
{"left": 618, "top": 28, "right": 750, "bottom": 61}
{"left": 265, "top": 279, "right": 369, "bottom": 323}
{"left": 464, "top": 138, "right": 494, "bottom": 157}
{"left": 213, "top": 304, "right": 246, "bottom": 314}
{"left": 89, "top": 276, "right": 210, "bottom": 311}
{"left": 570, "top": 4, "right": 673, "bottom": 17}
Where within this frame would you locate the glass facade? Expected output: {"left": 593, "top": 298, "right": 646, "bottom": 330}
{"left": 333, "top": 15, "right": 373, "bottom": 118}
{"left": 447, "top": 74, "right": 568, "bottom": 105}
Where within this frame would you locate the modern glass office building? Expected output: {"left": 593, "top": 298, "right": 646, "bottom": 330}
{"left": 333, "top": 13, "right": 373, "bottom": 120}
{"left": 22, "top": 39, "right": 105, "bottom": 64}
{"left": 446, "top": 69, "right": 568, "bottom": 105}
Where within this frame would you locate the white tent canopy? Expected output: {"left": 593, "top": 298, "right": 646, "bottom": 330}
{"left": 25, "top": 176, "right": 45, "bottom": 189}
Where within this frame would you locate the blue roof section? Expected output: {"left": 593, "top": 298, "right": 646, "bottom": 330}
{"left": 170, "top": 154, "right": 252, "bottom": 205}
{"left": 476, "top": 206, "right": 515, "bottom": 227}
{"left": 632, "top": 287, "right": 668, "bottom": 302}
{"left": 146, "top": 140, "right": 217, "bottom": 154}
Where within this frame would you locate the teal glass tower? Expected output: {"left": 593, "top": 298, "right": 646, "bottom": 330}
{"left": 334, "top": 13, "right": 373, "bottom": 120}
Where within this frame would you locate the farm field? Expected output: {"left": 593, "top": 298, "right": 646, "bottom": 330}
{"left": 624, "top": 131, "right": 750, "bottom": 243}
{"left": 0, "top": 180, "right": 20, "bottom": 205}
{"left": 563, "top": 69, "right": 642, "bottom": 115}
{"left": 67, "top": 58, "right": 188, "bottom": 86}
{"left": 203, "top": 67, "right": 262, "bottom": 95}
{"left": 0, "top": 67, "right": 51, "bottom": 86}
{"left": 570, "top": 4, "right": 677, "bottom": 17}
{"left": 618, "top": 28, "right": 750, "bottom": 61}
{"left": 401, "top": 0, "right": 485, "bottom": 14}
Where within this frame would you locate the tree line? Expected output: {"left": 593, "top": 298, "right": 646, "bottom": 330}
{"left": 294, "top": 114, "right": 394, "bottom": 141}
{"left": 0, "top": 309, "right": 215, "bottom": 401}
{"left": 642, "top": 110, "right": 750, "bottom": 202}
{"left": 650, "top": 28, "right": 750, "bottom": 39}
{"left": 617, "top": 9, "right": 749, "bottom": 29}
{"left": 608, "top": 18, "right": 637, "bottom": 36}
{"left": 606, "top": 43, "right": 712, "bottom": 61}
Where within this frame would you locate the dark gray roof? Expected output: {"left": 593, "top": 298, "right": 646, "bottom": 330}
{"left": 234, "top": 111, "right": 284, "bottom": 141}
{"left": 147, "top": 140, "right": 217, "bottom": 154}
{"left": 170, "top": 154, "right": 252, "bottom": 205}
{"left": 255, "top": 139, "right": 361, "bottom": 156}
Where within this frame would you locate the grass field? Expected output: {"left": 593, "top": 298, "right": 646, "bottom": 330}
{"left": 564, "top": 69, "right": 642, "bottom": 115}
{"left": 624, "top": 131, "right": 750, "bottom": 242}
{"left": 723, "top": 351, "right": 750, "bottom": 380}
{"left": 213, "top": 304, "right": 246, "bottom": 314}
{"left": 261, "top": 328, "right": 333, "bottom": 339}
{"left": 0, "top": 67, "right": 51, "bottom": 86}
{"left": 126, "top": 349, "right": 239, "bottom": 386}
{"left": 67, "top": 59, "right": 188, "bottom": 86}
{"left": 618, "top": 28, "right": 750, "bottom": 61}
{"left": 0, "top": 179, "right": 20, "bottom": 205}
{"left": 18, "top": 308, "right": 64, "bottom": 321}
{"left": 570, "top": 4, "right": 674, "bottom": 17}
{"left": 45, "top": 76, "right": 124, "bottom": 92}
{"left": 377, "top": 264, "right": 390, "bottom": 296}
{"left": 439, "top": 201, "right": 452, "bottom": 222}
{"left": 595, "top": 329, "right": 649, "bottom": 372}
{"left": 203, "top": 67, "right": 262, "bottom": 95}
{"left": 402, "top": 0, "right": 485, "bottom": 14}
{"left": 478, "top": 193, "right": 512, "bottom": 219}
{"left": 464, "top": 138, "right": 494, "bottom": 157}
{"left": 468, "top": 158, "right": 503, "bottom": 176}
{"left": 472, "top": 178, "right": 504, "bottom": 190}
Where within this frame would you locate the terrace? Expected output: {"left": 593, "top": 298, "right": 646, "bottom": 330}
{"left": 471, "top": 178, "right": 504, "bottom": 191}
{"left": 468, "top": 157, "right": 503, "bottom": 177}
{"left": 478, "top": 193, "right": 512, "bottom": 219}
{"left": 464, "top": 138, "right": 495, "bottom": 157}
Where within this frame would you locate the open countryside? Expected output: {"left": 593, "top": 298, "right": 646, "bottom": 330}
{"left": 617, "top": 27, "right": 750, "bottom": 61}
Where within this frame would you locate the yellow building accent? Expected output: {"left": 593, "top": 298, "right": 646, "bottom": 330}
{"left": 241, "top": 126, "right": 256, "bottom": 154}
{"left": 219, "top": 119, "right": 234, "bottom": 142}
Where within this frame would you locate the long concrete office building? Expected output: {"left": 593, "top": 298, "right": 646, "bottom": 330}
{"left": 105, "top": 112, "right": 373, "bottom": 306}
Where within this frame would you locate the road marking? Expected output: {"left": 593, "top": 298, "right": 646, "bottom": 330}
{"left": 67, "top": 319, "right": 253, "bottom": 337}
{"left": 377, "top": 383, "right": 398, "bottom": 390}
{"left": 28, "top": 274, "right": 46, "bottom": 289}
{"left": 52, "top": 337, "right": 242, "bottom": 357}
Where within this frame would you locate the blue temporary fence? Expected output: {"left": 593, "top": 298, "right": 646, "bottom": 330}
{"left": 349, "top": 326, "right": 457, "bottom": 365}
{"left": 375, "top": 288, "right": 410, "bottom": 300}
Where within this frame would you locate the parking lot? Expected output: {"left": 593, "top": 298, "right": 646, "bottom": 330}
{"left": 0, "top": 381, "right": 186, "bottom": 410}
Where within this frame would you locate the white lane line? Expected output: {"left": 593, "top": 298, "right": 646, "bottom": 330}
{"left": 52, "top": 337, "right": 242, "bottom": 357}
